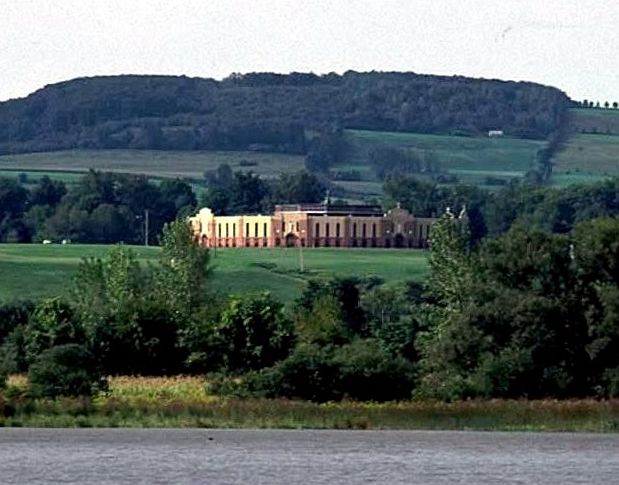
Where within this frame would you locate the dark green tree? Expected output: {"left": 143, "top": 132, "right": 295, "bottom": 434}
{"left": 28, "top": 344, "right": 106, "bottom": 398}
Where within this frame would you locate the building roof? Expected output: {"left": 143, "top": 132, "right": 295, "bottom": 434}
{"left": 274, "top": 204, "right": 384, "bottom": 217}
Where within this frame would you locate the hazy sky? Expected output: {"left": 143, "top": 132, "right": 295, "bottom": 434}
{"left": 1, "top": 0, "right": 617, "bottom": 102}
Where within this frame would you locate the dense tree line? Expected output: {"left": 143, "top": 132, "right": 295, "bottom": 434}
{"left": 200, "top": 165, "right": 326, "bottom": 215}
{"left": 0, "top": 72, "right": 569, "bottom": 155}
{"left": 0, "top": 172, "right": 196, "bottom": 243}
{"left": 0, "top": 168, "right": 325, "bottom": 243}
{"left": 414, "top": 214, "right": 619, "bottom": 399}
{"left": 383, "top": 176, "right": 619, "bottom": 243}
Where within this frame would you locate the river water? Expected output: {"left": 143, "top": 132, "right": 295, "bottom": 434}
{"left": 0, "top": 428, "right": 617, "bottom": 484}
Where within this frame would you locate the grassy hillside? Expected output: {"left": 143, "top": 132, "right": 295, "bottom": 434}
{"left": 549, "top": 109, "right": 619, "bottom": 186}
{"left": 0, "top": 244, "right": 428, "bottom": 304}
{"left": 0, "top": 129, "right": 546, "bottom": 199}
{"left": 569, "top": 107, "right": 619, "bottom": 135}
{"left": 332, "top": 129, "right": 544, "bottom": 193}
{"left": 0, "top": 149, "right": 305, "bottom": 181}
{"left": 551, "top": 133, "right": 619, "bottom": 185}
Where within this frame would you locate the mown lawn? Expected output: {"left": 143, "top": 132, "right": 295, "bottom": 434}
{"left": 0, "top": 244, "right": 429, "bottom": 303}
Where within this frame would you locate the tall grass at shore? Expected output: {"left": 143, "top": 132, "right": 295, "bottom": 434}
{"left": 2, "top": 375, "right": 619, "bottom": 431}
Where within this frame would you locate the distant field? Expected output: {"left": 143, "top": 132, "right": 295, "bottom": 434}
{"left": 569, "top": 107, "right": 619, "bottom": 135}
{"left": 0, "top": 244, "right": 429, "bottom": 304}
{"left": 0, "top": 132, "right": 545, "bottom": 197}
{"left": 0, "top": 149, "right": 305, "bottom": 180}
{"left": 0, "top": 169, "right": 85, "bottom": 187}
{"left": 335, "top": 129, "right": 544, "bottom": 188}
{"left": 551, "top": 133, "right": 619, "bottom": 185}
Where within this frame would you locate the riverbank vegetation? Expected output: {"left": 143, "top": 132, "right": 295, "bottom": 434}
{"left": 2, "top": 376, "right": 618, "bottom": 431}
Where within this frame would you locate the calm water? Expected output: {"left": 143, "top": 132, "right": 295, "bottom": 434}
{"left": 0, "top": 429, "right": 617, "bottom": 484}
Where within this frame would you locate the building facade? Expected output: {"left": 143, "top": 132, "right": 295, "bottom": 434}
{"left": 189, "top": 203, "right": 435, "bottom": 249}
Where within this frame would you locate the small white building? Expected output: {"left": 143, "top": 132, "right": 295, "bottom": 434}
{"left": 488, "top": 130, "right": 504, "bottom": 137}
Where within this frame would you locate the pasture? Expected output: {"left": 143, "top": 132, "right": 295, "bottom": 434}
{"left": 569, "top": 107, "right": 619, "bottom": 136}
{"left": 551, "top": 133, "right": 619, "bottom": 185}
{"left": 0, "top": 244, "right": 429, "bottom": 303}
{"left": 336, "top": 129, "right": 544, "bottom": 187}
{"left": 0, "top": 149, "right": 305, "bottom": 180}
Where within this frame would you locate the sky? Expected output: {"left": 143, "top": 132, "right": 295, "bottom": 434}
{"left": 1, "top": 0, "right": 617, "bottom": 102}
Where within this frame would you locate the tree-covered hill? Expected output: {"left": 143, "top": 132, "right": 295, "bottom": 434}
{"left": 0, "top": 72, "right": 569, "bottom": 155}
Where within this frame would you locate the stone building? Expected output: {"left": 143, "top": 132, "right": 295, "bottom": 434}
{"left": 189, "top": 203, "right": 435, "bottom": 249}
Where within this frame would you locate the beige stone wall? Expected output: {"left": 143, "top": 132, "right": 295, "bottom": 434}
{"left": 190, "top": 206, "right": 435, "bottom": 249}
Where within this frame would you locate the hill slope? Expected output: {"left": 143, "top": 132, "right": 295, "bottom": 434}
{"left": 550, "top": 108, "right": 619, "bottom": 186}
{"left": 0, "top": 72, "right": 569, "bottom": 155}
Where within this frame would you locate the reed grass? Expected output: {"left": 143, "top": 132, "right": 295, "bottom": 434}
{"left": 2, "top": 375, "right": 618, "bottom": 431}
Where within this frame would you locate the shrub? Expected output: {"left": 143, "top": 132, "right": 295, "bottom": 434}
{"left": 212, "top": 339, "right": 416, "bottom": 402}
{"left": 197, "top": 294, "right": 295, "bottom": 374}
{"left": 333, "top": 339, "right": 415, "bottom": 401}
{"left": 0, "top": 301, "right": 34, "bottom": 345}
{"left": 241, "top": 344, "right": 342, "bottom": 402}
{"left": 28, "top": 344, "right": 107, "bottom": 398}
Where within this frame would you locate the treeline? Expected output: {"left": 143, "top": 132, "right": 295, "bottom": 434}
{"left": 2, "top": 215, "right": 619, "bottom": 401}
{"left": 0, "top": 72, "right": 569, "bottom": 155}
{"left": 0, "top": 169, "right": 325, "bottom": 243}
{"left": 415, "top": 214, "right": 619, "bottom": 399}
{"left": 201, "top": 165, "right": 325, "bottom": 215}
{"left": 383, "top": 176, "right": 619, "bottom": 243}
{"left": 0, "top": 173, "right": 195, "bottom": 243}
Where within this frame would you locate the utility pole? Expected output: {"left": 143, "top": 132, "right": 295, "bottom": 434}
{"left": 298, "top": 229, "right": 305, "bottom": 272}
{"left": 144, "top": 209, "right": 149, "bottom": 246}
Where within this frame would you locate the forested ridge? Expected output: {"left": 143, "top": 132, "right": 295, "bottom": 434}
{"left": 0, "top": 71, "right": 569, "bottom": 155}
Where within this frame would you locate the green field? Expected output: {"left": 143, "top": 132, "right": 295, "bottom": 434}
{"left": 0, "top": 149, "right": 305, "bottom": 180}
{"left": 551, "top": 133, "right": 619, "bottom": 185}
{"left": 335, "top": 129, "right": 544, "bottom": 188}
{"left": 0, "top": 130, "right": 546, "bottom": 197}
{"left": 0, "top": 244, "right": 429, "bottom": 303}
{"left": 569, "top": 107, "right": 619, "bottom": 135}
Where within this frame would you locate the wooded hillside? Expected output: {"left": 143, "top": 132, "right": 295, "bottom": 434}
{"left": 0, "top": 72, "right": 570, "bottom": 155}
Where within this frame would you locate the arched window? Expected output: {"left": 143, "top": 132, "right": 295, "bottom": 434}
{"left": 352, "top": 223, "right": 357, "bottom": 237}
{"left": 326, "top": 223, "right": 330, "bottom": 238}
{"left": 336, "top": 223, "right": 341, "bottom": 238}
{"left": 315, "top": 223, "right": 320, "bottom": 237}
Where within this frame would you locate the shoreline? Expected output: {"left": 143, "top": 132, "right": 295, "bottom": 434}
{"left": 1, "top": 397, "right": 618, "bottom": 432}
{"left": 3, "top": 376, "right": 618, "bottom": 432}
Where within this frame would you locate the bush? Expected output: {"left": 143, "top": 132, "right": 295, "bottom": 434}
{"left": 333, "top": 339, "right": 415, "bottom": 401}
{"left": 0, "top": 301, "right": 34, "bottom": 345}
{"left": 212, "top": 339, "right": 416, "bottom": 402}
{"left": 240, "top": 344, "right": 342, "bottom": 402}
{"left": 28, "top": 344, "right": 107, "bottom": 398}
{"left": 195, "top": 294, "right": 295, "bottom": 374}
